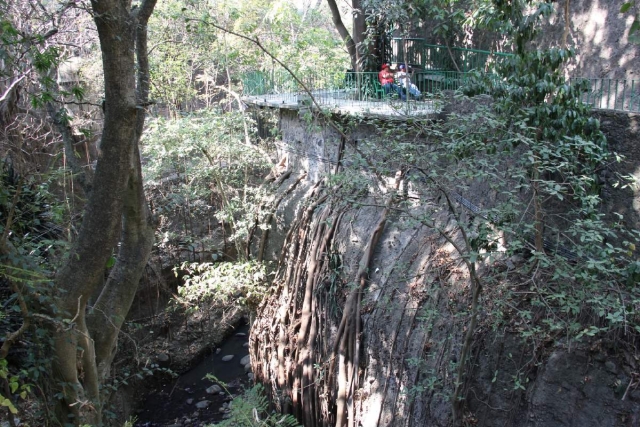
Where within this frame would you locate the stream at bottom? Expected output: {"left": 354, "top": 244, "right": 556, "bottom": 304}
{"left": 135, "top": 324, "right": 251, "bottom": 427}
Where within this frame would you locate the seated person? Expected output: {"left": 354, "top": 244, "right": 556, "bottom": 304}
{"left": 378, "top": 64, "right": 406, "bottom": 100}
{"left": 396, "top": 64, "right": 422, "bottom": 99}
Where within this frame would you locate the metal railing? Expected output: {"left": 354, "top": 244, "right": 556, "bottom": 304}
{"left": 242, "top": 70, "right": 640, "bottom": 114}
{"left": 389, "top": 39, "right": 512, "bottom": 72}
{"left": 570, "top": 78, "right": 640, "bottom": 112}
{"left": 241, "top": 70, "right": 468, "bottom": 113}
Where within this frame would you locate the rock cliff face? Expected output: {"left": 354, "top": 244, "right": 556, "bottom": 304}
{"left": 249, "top": 107, "right": 640, "bottom": 427}
{"left": 596, "top": 110, "right": 640, "bottom": 231}
{"left": 412, "top": 1, "right": 637, "bottom": 80}
{"left": 538, "top": 0, "right": 638, "bottom": 80}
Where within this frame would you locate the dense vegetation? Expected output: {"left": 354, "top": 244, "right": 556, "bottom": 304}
{"left": 0, "top": 0, "right": 638, "bottom": 426}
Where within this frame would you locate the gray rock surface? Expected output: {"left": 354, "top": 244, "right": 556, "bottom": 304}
{"left": 195, "top": 400, "right": 210, "bottom": 409}
{"left": 206, "top": 385, "right": 222, "bottom": 394}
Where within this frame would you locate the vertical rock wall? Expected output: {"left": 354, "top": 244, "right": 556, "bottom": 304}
{"left": 539, "top": 0, "right": 638, "bottom": 80}
{"left": 596, "top": 111, "right": 640, "bottom": 231}
{"left": 249, "top": 108, "right": 640, "bottom": 427}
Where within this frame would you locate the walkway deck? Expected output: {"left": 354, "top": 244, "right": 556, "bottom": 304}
{"left": 242, "top": 92, "right": 441, "bottom": 119}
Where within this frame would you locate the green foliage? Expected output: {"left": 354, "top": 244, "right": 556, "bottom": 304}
{"left": 0, "top": 3, "right": 87, "bottom": 107}
{"left": 148, "top": 0, "right": 212, "bottom": 113}
{"left": 467, "top": 46, "right": 608, "bottom": 196}
{"left": 203, "top": 379, "right": 299, "bottom": 427}
{"left": 0, "top": 166, "right": 70, "bottom": 266}
{"left": 450, "top": 0, "right": 640, "bottom": 343}
{"left": 142, "top": 109, "right": 271, "bottom": 251}
{"left": 332, "top": 0, "right": 640, "bottom": 349}
{"left": 0, "top": 165, "right": 73, "bottom": 424}
{"left": 621, "top": 2, "right": 640, "bottom": 44}
{"left": 0, "top": 358, "right": 32, "bottom": 416}
{"left": 362, "top": 0, "right": 498, "bottom": 47}
{"left": 175, "top": 260, "right": 269, "bottom": 311}
{"left": 122, "top": 417, "right": 137, "bottom": 427}
{"left": 404, "top": 358, "right": 444, "bottom": 401}
{"left": 147, "top": 0, "right": 348, "bottom": 111}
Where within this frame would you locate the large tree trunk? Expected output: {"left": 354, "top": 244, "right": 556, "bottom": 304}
{"left": 51, "top": 0, "right": 157, "bottom": 424}
{"left": 326, "top": 0, "right": 359, "bottom": 70}
{"left": 86, "top": 143, "right": 155, "bottom": 380}
{"left": 352, "top": 0, "right": 367, "bottom": 67}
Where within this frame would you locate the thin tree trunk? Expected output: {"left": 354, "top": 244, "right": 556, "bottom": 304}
{"left": 45, "top": 82, "right": 95, "bottom": 194}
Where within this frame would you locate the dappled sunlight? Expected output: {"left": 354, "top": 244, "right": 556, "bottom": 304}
{"left": 583, "top": 4, "right": 607, "bottom": 46}
{"left": 7, "top": 0, "right": 640, "bottom": 424}
{"left": 562, "top": 0, "right": 637, "bottom": 79}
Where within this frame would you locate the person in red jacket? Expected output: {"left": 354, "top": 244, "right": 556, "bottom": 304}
{"left": 378, "top": 64, "right": 406, "bottom": 100}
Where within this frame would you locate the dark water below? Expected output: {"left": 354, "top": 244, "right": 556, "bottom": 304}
{"left": 135, "top": 324, "right": 251, "bottom": 426}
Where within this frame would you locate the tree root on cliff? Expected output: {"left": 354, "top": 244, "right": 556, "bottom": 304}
{"left": 250, "top": 171, "right": 403, "bottom": 427}
{"left": 437, "top": 187, "right": 484, "bottom": 426}
{"left": 251, "top": 181, "right": 336, "bottom": 421}
{"left": 329, "top": 172, "right": 403, "bottom": 427}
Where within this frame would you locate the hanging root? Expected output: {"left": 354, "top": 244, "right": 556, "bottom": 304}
{"left": 451, "top": 271, "right": 482, "bottom": 425}
{"left": 251, "top": 171, "right": 403, "bottom": 427}
{"left": 330, "top": 171, "right": 403, "bottom": 427}
{"left": 298, "top": 209, "right": 345, "bottom": 427}
{"left": 251, "top": 182, "right": 330, "bottom": 415}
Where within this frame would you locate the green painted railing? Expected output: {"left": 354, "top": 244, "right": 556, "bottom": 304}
{"left": 241, "top": 70, "right": 468, "bottom": 111}
{"left": 570, "top": 78, "right": 640, "bottom": 112}
{"left": 390, "top": 39, "right": 512, "bottom": 72}
{"left": 242, "top": 70, "right": 640, "bottom": 113}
